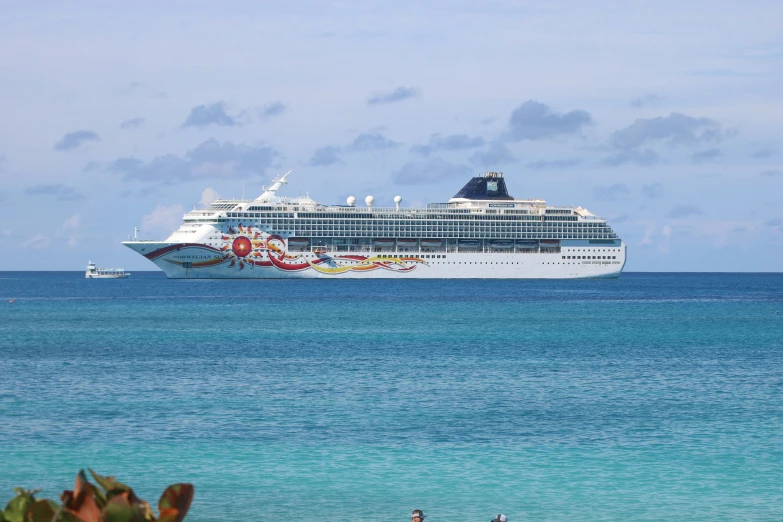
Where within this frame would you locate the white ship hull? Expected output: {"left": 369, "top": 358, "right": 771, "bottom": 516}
{"left": 123, "top": 240, "right": 626, "bottom": 279}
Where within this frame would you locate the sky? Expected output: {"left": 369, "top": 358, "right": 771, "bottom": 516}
{"left": 0, "top": 0, "right": 781, "bottom": 271}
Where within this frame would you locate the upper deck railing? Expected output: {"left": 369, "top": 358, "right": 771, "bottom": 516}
{"left": 188, "top": 200, "right": 607, "bottom": 221}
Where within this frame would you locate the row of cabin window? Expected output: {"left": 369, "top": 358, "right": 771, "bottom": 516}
{"left": 237, "top": 212, "right": 583, "bottom": 221}
{"left": 298, "top": 213, "right": 550, "bottom": 220}
{"left": 252, "top": 226, "right": 613, "bottom": 233}
{"left": 379, "top": 254, "right": 446, "bottom": 259}
{"left": 286, "top": 224, "right": 615, "bottom": 230}
{"left": 226, "top": 213, "right": 605, "bottom": 225}
{"left": 563, "top": 255, "right": 617, "bottom": 260}
{"left": 274, "top": 220, "right": 607, "bottom": 227}
{"left": 569, "top": 248, "right": 621, "bottom": 252}
{"left": 274, "top": 232, "right": 617, "bottom": 239}
{"left": 226, "top": 219, "right": 611, "bottom": 230}
{"left": 290, "top": 226, "right": 615, "bottom": 232}
{"left": 377, "top": 254, "right": 619, "bottom": 263}
{"left": 291, "top": 222, "right": 611, "bottom": 227}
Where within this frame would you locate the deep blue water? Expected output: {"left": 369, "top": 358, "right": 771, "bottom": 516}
{"left": 1, "top": 272, "right": 782, "bottom": 521}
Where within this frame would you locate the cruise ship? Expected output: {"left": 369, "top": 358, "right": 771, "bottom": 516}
{"left": 123, "top": 172, "right": 626, "bottom": 279}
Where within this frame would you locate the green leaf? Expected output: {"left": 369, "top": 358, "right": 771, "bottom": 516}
{"left": 91, "top": 488, "right": 106, "bottom": 511}
{"left": 87, "top": 470, "right": 130, "bottom": 495}
{"left": 101, "top": 496, "right": 146, "bottom": 522}
{"left": 102, "top": 503, "right": 137, "bottom": 522}
{"left": 157, "top": 484, "right": 193, "bottom": 522}
{"left": 3, "top": 489, "right": 38, "bottom": 522}
{"left": 23, "top": 499, "right": 56, "bottom": 522}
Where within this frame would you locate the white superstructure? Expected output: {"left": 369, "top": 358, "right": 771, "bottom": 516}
{"left": 123, "top": 172, "right": 626, "bottom": 279}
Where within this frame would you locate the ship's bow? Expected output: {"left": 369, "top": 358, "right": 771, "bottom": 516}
{"left": 122, "top": 241, "right": 183, "bottom": 278}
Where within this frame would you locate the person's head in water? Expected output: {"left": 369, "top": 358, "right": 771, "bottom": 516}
{"left": 492, "top": 515, "right": 507, "bottom": 522}
{"left": 412, "top": 509, "right": 426, "bottom": 522}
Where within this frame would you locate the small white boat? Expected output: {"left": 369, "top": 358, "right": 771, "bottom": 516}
{"left": 85, "top": 261, "right": 130, "bottom": 279}
{"left": 421, "top": 239, "right": 443, "bottom": 247}
{"left": 396, "top": 239, "right": 418, "bottom": 247}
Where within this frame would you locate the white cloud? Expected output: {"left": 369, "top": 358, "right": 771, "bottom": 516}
{"left": 142, "top": 204, "right": 184, "bottom": 239}
{"left": 62, "top": 214, "right": 81, "bottom": 246}
{"left": 668, "top": 218, "right": 766, "bottom": 248}
{"left": 640, "top": 226, "right": 655, "bottom": 246}
{"left": 21, "top": 233, "right": 50, "bottom": 250}
{"left": 107, "top": 139, "right": 278, "bottom": 183}
{"left": 54, "top": 130, "right": 100, "bottom": 151}
{"left": 200, "top": 187, "right": 221, "bottom": 206}
{"left": 367, "top": 86, "right": 419, "bottom": 105}
{"left": 637, "top": 223, "right": 673, "bottom": 252}
{"left": 630, "top": 93, "right": 663, "bottom": 109}
{"left": 503, "top": 100, "right": 592, "bottom": 142}
{"left": 659, "top": 225, "right": 672, "bottom": 253}
{"left": 62, "top": 214, "right": 81, "bottom": 231}
{"left": 593, "top": 184, "right": 630, "bottom": 202}
{"left": 392, "top": 158, "right": 471, "bottom": 185}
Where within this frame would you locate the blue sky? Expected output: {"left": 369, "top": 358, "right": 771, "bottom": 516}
{"left": 0, "top": 1, "right": 781, "bottom": 271}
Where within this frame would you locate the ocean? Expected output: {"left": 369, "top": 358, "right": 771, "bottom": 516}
{"left": 1, "top": 272, "right": 781, "bottom": 521}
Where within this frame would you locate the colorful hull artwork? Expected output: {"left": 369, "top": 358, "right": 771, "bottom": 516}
{"left": 143, "top": 227, "right": 427, "bottom": 275}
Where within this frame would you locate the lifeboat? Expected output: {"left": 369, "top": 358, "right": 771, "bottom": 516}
{"left": 490, "top": 240, "right": 514, "bottom": 249}
{"left": 421, "top": 239, "right": 443, "bottom": 247}
{"left": 459, "top": 239, "right": 480, "bottom": 247}
{"left": 288, "top": 237, "right": 310, "bottom": 247}
{"left": 516, "top": 240, "right": 539, "bottom": 248}
{"left": 540, "top": 239, "right": 560, "bottom": 246}
{"left": 396, "top": 239, "right": 418, "bottom": 247}
{"left": 373, "top": 238, "right": 396, "bottom": 247}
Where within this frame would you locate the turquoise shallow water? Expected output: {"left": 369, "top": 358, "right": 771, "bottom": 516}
{"left": 1, "top": 272, "right": 782, "bottom": 521}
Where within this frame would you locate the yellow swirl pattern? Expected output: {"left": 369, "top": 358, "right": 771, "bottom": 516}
{"left": 307, "top": 255, "right": 426, "bottom": 274}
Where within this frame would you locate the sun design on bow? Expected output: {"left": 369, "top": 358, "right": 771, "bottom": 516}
{"left": 219, "top": 224, "right": 266, "bottom": 269}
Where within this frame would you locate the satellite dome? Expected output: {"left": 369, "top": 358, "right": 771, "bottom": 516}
{"left": 393, "top": 195, "right": 402, "bottom": 204}
{"left": 365, "top": 195, "right": 374, "bottom": 207}
{"left": 347, "top": 196, "right": 356, "bottom": 206}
